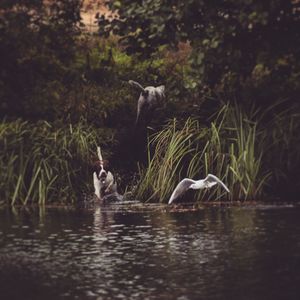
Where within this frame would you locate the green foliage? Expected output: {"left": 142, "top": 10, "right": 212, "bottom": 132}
{"left": 0, "top": 0, "right": 82, "bottom": 118}
{"left": 1, "top": 1, "right": 299, "bottom": 204}
{"left": 0, "top": 0, "right": 195, "bottom": 125}
{"left": 70, "top": 36, "right": 194, "bottom": 127}
{"left": 99, "top": 0, "right": 300, "bottom": 107}
{"left": 262, "top": 108, "right": 300, "bottom": 199}
{"left": 0, "top": 120, "right": 116, "bottom": 205}
{"left": 135, "top": 103, "right": 300, "bottom": 203}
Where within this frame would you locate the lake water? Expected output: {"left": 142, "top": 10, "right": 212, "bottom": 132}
{"left": 0, "top": 203, "right": 300, "bottom": 300}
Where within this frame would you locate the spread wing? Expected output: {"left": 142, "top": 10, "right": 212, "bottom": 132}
{"left": 93, "top": 172, "right": 101, "bottom": 199}
{"left": 136, "top": 97, "right": 152, "bottom": 125}
{"left": 155, "top": 85, "right": 165, "bottom": 100}
{"left": 106, "top": 171, "right": 114, "bottom": 183}
{"left": 105, "top": 171, "right": 117, "bottom": 193}
{"left": 168, "top": 178, "right": 195, "bottom": 204}
{"left": 136, "top": 97, "right": 146, "bottom": 125}
{"left": 204, "top": 174, "right": 230, "bottom": 192}
{"left": 129, "top": 80, "right": 145, "bottom": 93}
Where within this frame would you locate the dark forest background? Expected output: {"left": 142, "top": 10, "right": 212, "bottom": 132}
{"left": 0, "top": 0, "right": 299, "bottom": 205}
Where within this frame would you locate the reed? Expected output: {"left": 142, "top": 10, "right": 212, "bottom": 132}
{"left": 135, "top": 103, "right": 272, "bottom": 202}
{"left": 262, "top": 108, "right": 300, "bottom": 199}
{"left": 0, "top": 120, "right": 111, "bottom": 205}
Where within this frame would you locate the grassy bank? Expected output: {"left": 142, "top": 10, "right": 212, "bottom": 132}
{"left": 1, "top": 101, "right": 299, "bottom": 206}
{"left": 135, "top": 103, "right": 300, "bottom": 203}
{"left": 0, "top": 120, "right": 116, "bottom": 206}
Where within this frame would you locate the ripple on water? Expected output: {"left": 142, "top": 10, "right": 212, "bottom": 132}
{"left": 0, "top": 205, "right": 300, "bottom": 299}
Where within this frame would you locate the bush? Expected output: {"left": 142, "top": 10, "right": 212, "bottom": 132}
{"left": 135, "top": 102, "right": 300, "bottom": 202}
{"left": 0, "top": 120, "right": 116, "bottom": 205}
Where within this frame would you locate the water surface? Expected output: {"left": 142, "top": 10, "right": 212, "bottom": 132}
{"left": 0, "top": 203, "right": 300, "bottom": 299}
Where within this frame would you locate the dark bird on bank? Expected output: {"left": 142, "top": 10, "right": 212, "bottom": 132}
{"left": 129, "top": 80, "right": 165, "bottom": 126}
{"left": 168, "top": 174, "right": 230, "bottom": 204}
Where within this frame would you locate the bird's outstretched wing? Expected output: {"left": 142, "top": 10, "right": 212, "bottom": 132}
{"left": 104, "top": 171, "right": 117, "bottom": 194}
{"left": 204, "top": 174, "right": 230, "bottom": 192}
{"left": 129, "top": 80, "right": 145, "bottom": 93}
{"left": 136, "top": 97, "right": 146, "bottom": 125}
{"left": 93, "top": 172, "right": 101, "bottom": 199}
{"left": 168, "top": 178, "right": 195, "bottom": 204}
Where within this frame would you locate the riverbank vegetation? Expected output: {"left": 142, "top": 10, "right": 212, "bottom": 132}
{"left": 0, "top": 0, "right": 299, "bottom": 205}
{"left": 0, "top": 120, "right": 116, "bottom": 205}
{"left": 136, "top": 103, "right": 300, "bottom": 202}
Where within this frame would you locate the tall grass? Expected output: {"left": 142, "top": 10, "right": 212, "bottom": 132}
{"left": 262, "top": 108, "right": 300, "bottom": 199}
{"left": 0, "top": 120, "right": 114, "bottom": 205}
{"left": 135, "top": 104, "right": 272, "bottom": 202}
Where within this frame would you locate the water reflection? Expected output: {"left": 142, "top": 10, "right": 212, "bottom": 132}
{"left": 0, "top": 204, "right": 300, "bottom": 299}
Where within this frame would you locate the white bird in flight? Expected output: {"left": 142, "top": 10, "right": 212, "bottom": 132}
{"left": 168, "top": 174, "right": 230, "bottom": 204}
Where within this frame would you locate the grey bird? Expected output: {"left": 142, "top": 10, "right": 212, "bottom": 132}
{"left": 129, "top": 80, "right": 165, "bottom": 126}
{"left": 168, "top": 174, "right": 230, "bottom": 204}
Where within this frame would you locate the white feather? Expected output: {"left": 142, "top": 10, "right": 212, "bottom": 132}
{"left": 168, "top": 174, "right": 230, "bottom": 204}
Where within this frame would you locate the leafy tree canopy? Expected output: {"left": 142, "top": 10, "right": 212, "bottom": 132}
{"left": 99, "top": 0, "right": 300, "bottom": 106}
{"left": 0, "top": 0, "right": 82, "bottom": 118}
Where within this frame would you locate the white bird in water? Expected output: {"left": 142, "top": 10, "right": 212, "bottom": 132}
{"left": 168, "top": 174, "right": 230, "bottom": 204}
